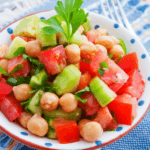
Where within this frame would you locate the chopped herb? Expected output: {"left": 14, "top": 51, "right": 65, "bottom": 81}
{"left": 20, "top": 98, "right": 31, "bottom": 106}
{"left": 38, "top": 93, "right": 43, "bottom": 100}
{"left": 118, "top": 39, "right": 128, "bottom": 54}
{"left": 98, "top": 68, "right": 105, "bottom": 76}
{"left": 9, "top": 64, "right": 23, "bottom": 75}
{"left": 0, "top": 67, "right": 9, "bottom": 76}
{"left": 100, "top": 62, "right": 109, "bottom": 69}
{"left": 132, "top": 116, "right": 135, "bottom": 120}
{"left": 114, "top": 81, "right": 117, "bottom": 83}
{"left": 116, "top": 55, "right": 123, "bottom": 64}
{"left": 29, "top": 90, "right": 38, "bottom": 94}
{"left": 13, "top": 47, "right": 25, "bottom": 57}
{"left": 98, "top": 62, "right": 109, "bottom": 76}
{"left": 106, "top": 129, "right": 115, "bottom": 131}
{"left": 75, "top": 86, "right": 90, "bottom": 103}
{"left": 108, "top": 54, "right": 113, "bottom": 59}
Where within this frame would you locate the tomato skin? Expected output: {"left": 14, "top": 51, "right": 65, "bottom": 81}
{"left": 86, "top": 30, "right": 100, "bottom": 43}
{"left": 118, "top": 52, "right": 139, "bottom": 74}
{"left": 53, "top": 118, "right": 79, "bottom": 144}
{"left": 0, "top": 93, "right": 22, "bottom": 122}
{"left": 105, "top": 119, "right": 118, "bottom": 130}
{"left": 108, "top": 94, "right": 137, "bottom": 125}
{"left": 117, "top": 70, "right": 145, "bottom": 99}
{"left": 8, "top": 55, "right": 30, "bottom": 77}
{"left": 78, "top": 72, "right": 92, "bottom": 90}
{"left": 79, "top": 61, "right": 90, "bottom": 74}
{"left": 11, "top": 35, "right": 35, "bottom": 42}
{"left": 0, "top": 78, "right": 6, "bottom": 83}
{"left": 37, "top": 45, "right": 66, "bottom": 75}
{"left": 78, "top": 92, "right": 100, "bottom": 116}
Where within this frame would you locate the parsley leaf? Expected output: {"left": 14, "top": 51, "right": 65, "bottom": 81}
{"left": 13, "top": 47, "right": 25, "bottom": 57}
{"left": 106, "top": 129, "right": 115, "bottom": 131}
{"left": 98, "top": 68, "right": 105, "bottom": 76}
{"left": 29, "top": 90, "right": 38, "bottom": 94}
{"left": 98, "top": 62, "right": 109, "bottom": 76}
{"left": 20, "top": 98, "right": 31, "bottom": 106}
{"left": 108, "top": 54, "right": 113, "bottom": 59}
{"left": 9, "top": 64, "right": 23, "bottom": 75}
{"left": 75, "top": 86, "right": 90, "bottom": 103}
{"left": 101, "top": 62, "right": 109, "bottom": 69}
{"left": 119, "top": 39, "right": 128, "bottom": 54}
{"left": 0, "top": 67, "right": 9, "bottom": 76}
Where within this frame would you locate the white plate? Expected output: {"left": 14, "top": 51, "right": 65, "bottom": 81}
{"left": 0, "top": 10, "right": 150, "bottom": 150}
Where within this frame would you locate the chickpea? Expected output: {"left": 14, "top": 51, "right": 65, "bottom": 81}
{"left": 40, "top": 92, "right": 59, "bottom": 111}
{"left": 110, "top": 36, "right": 120, "bottom": 45}
{"left": 78, "top": 25, "right": 84, "bottom": 34}
{"left": 65, "top": 44, "right": 81, "bottom": 64}
{"left": 109, "top": 45, "right": 125, "bottom": 59}
{"left": 80, "top": 121, "right": 103, "bottom": 142}
{"left": 81, "top": 35, "right": 88, "bottom": 42}
{"left": 13, "top": 84, "right": 32, "bottom": 101}
{"left": 18, "top": 112, "right": 32, "bottom": 128}
{"left": 0, "top": 44, "right": 9, "bottom": 59}
{"left": 0, "top": 59, "right": 9, "bottom": 71}
{"left": 27, "top": 114, "right": 48, "bottom": 137}
{"left": 96, "top": 28, "right": 108, "bottom": 36}
{"left": 59, "top": 93, "right": 78, "bottom": 112}
{"left": 95, "top": 44, "right": 107, "bottom": 54}
{"left": 95, "top": 36, "right": 114, "bottom": 49}
{"left": 25, "top": 40, "right": 41, "bottom": 58}
{"left": 78, "top": 119, "right": 91, "bottom": 131}
{"left": 80, "top": 42, "right": 98, "bottom": 60}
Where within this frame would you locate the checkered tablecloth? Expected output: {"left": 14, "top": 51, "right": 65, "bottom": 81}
{"left": 0, "top": 0, "right": 150, "bottom": 150}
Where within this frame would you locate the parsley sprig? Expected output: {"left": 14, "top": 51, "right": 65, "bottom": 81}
{"left": 42, "top": 0, "right": 88, "bottom": 44}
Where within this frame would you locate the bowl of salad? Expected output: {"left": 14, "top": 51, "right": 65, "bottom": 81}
{"left": 0, "top": 0, "right": 150, "bottom": 149}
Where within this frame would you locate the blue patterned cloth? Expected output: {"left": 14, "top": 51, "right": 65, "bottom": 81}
{"left": 0, "top": 0, "right": 150, "bottom": 150}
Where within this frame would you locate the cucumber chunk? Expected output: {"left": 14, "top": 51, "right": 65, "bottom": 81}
{"left": 6, "top": 37, "right": 27, "bottom": 59}
{"left": 53, "top": 65, "right": 81, "bottom": 96}
{"left": 82, "top": 18, "right": 92, "bottom": 34}
{"left": 90, "top": 77, "right": 117, "bottom": 107}
{"left": 46, "top": 128, "right": 57, "bottom": 139}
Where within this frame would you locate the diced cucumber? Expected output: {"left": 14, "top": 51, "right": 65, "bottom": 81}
{"left": 53, "top": 65, "right": 81, "bottom": 95}
{"left": 82, "top": 18, "right": 92, "bottom": 34}
{"left": 36, "top": 22, "right": 57, "bottom": 47}
{"left": 90, "top": 77, "right": 117, "bottom": 107}
{"left": 46, "top": 128, "right": 57, "bottom": 139}
{"left": 13, "top": 15, "right": 40, "bottom": 38}
{"left": 48, "top": 119, "right": 55, "bottom": 130}
{"left": 27, "top": 90, "right": 44, "bottom": 115}
{"left": 43, "top": 107, "right": 82, "bottom": 122}
{"left": 6, "top": 37, "right": 27, "bottom": 59}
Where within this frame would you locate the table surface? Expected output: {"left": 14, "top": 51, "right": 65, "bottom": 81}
{"left": 0, "top": 0, "right": 150, "bottom": 150}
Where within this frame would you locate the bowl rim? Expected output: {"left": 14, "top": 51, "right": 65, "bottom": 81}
{"left": 0, "top": 9, "right": 150, "bottom": 150}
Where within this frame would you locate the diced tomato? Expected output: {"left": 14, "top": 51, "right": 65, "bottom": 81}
{"left": 79, "top": 61, "right": 90, "bottom": 74}
{"left": 93, "top": 106, "right": 114, "bottom": 130}
{"left": 78, "top": 72, "right": 92, "bottom": 90}
{"left": 89, "top": 50, "right": 108, "bottom": 76}
{"left": 0, "top": 93, "right": 22, "bottom": 122}
{"left": 37, "top": 45, "right": 66, "bottom": 75}
{"left": 108, "top": 94, "right": 137, "bottom": 125}
{"left": 0, "top": 78, "right": 6, "bottom": 83}
{"left": 118, "top": 52, "right": 139, "bottom": 74}
{"left": 0, "top": 82, "right": 12, "bottom": 99}
{"left": 8, "top": 55, "right": 30, "bottom": 77}
{"left": 105, "top": 119, "right": 118, "bottom": 130}
{"left": 53, "top": 118, "right": 79, "bottom": 144}
{"left": 78, "top": 92, "right": 100, "bottom": 116}
{"left": 11, "top": 34, "right": 35, "bottom": 42}
{"left": 86, "top": 30, "right": 100, "bottom": 43}
{"left": 117, "top": 70, "right": 145, "bottom": 99}
{"left": 0, "top": 73, "right": 2, "bottom": 80}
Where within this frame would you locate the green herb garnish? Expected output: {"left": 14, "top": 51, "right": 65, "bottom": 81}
{"left": 119, "top": 39, "right": 128, "bottom": 55}
{"left": 108, "top": 54, "right": 113, "bottom": 59}
{"left": 0, "top": 67, "right": 9, "bottom": 76}
{"left": 9, "top": 64, "right": 23, "bottom": 75}
{"left": 20, "top": 98, "right": 31, "bottom": 106}
{"left": 29, "top": 90, "right": 38, "bottom": 94}
{"left": 75, "top": 86, "right": 90, "bottom": 103}
{"left": 98, "top": 62, "right": 109, "bottom": 76}
{"left": 13, "top": 47, "right": 26, "bottom": 57}
{"left": 116, "top": 55, "right": 123, "bottom": 64}
{"left": 106, "top": 129, "right": 115, "bottom": 131}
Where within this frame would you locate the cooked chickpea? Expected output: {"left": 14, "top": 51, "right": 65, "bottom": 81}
{"left": 95, "top": 36, "right": 114, "bottom": 49}
{"left": 13, "top": 84, "right": 32, "bottom": 101}
{"left": 95, "top": 44, "right": 107, "bottom": 54}
{"left": 25, "top": 40, "right": 41, "bottom": 58}
{"left": 78, "top": 119, "right": 91, "bottom": 131}
{"left": 65, "top": 44, "right": 81, "bottom": 64}
{"left": 96, "top": 28, "right": 108, "bottom": 36}
{"left": 110, "top": 36, "right": 120, "bottom": 45}
{"left": 0, "top": 59, "right": 9, "bottom": 71}
{"left": 40, "top": 92, "right": 59, "bottom": 111}
{"left": 78, "top": 25, "right": 84, "bottom": 34}
{"left": 81, "top": 35, "right": 88, "bottom": 42}
{"left": 18, "top": 112, "right": 32, "bottom": 128}
{"left": 59, "top": 93, "right": 78, "bottom": 112}
{"left": 80, "top": 121, "right": 103, "bottom": 142}
{"left": 80, "top": 42, "right": 98, "bottom": 60}
{"left": 0, "top": 44, "right": 9, "bottom": 59}
{"left": 27, "top": 114, "right": 48, "bottom": 137}
{"left": 109, "top": 45, "right": 125, "bottom": 59}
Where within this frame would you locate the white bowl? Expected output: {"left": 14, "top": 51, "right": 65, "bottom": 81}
{"left": 0, "top": 10, "right": 150, "bottom": 150}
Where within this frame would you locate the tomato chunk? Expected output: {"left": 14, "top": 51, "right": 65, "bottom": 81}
{"left": 0, "top": 82, "right": 12, "bottom": 99}
{"left": 118, "top": 52, "right": 139, "bottom": 74}
{"left": 86, "top": 30, "right": 100, "bottom": 43}
{"left": 78, "top": 72, "right": 92, "bottom": 90}
{"left": 53, "top": 118, "right": 79, "bottom": 144}
{"left": 11, "top": 34, "right": 35, "bottom": 42}
{"left": 0, "top": 78, "right": 6, "bottom": 83}
{"left": 79, "top": 61, "right": 90, "bottom": 74}
{"left": 93, "top": 106, "right": 114, "bottom": 130}
{"left": 78, "top": 92, "right": 99, "bottom": 116}
{"left": 8, "top": 55, "right": 30, "bottom": 77}
{"left": 0, "top": 93, "right": 22, "bottom": 122}
{"left": 117, "top": 70, "right": 145, "bottom": 99}
{"left": 37, "top": 45, "right": 66, "bottom": 75}
{"left": 108, "top": 94, "right": 137, "bottom": 125}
